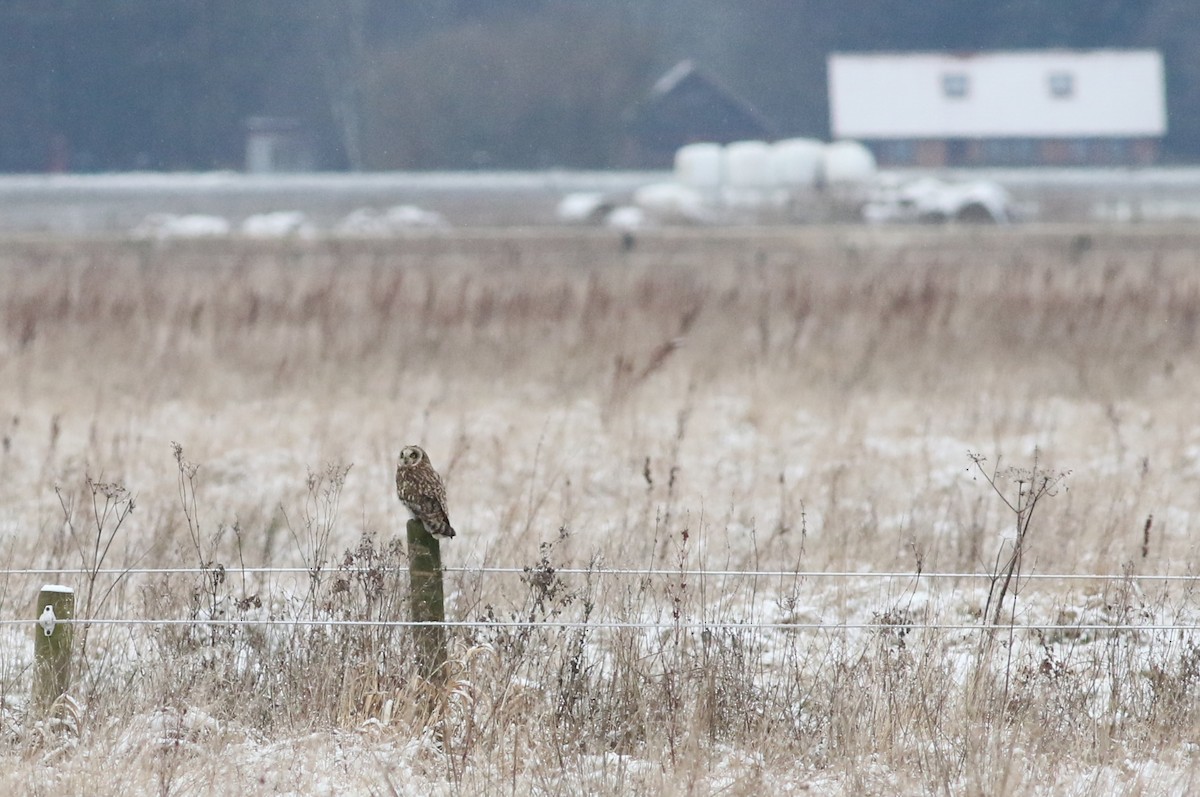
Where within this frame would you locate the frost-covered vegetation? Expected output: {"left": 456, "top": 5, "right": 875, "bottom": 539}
{"left": 2, "top": 226, "right": 1200, "bottom": 794}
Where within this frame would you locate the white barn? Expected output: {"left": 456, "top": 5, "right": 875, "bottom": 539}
{"left": 827, "top": 50, "right": 1167, "bottom": 167}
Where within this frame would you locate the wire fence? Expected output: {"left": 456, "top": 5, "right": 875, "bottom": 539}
{"left": 1, "top": 617, "right": 1198, "bottom": 632}
{"left": 1, "top": 566, "right": 1197, "bottom": 582}
{"left": 6, "top": 566, "right": 1196, "bottom": 634}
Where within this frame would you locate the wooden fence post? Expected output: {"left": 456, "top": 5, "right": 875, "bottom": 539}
{"left": 33, "top": 584, "right": 74, "bottom": 712}
{"left": 406, "top": 519, "right": 447, "bottom": 682}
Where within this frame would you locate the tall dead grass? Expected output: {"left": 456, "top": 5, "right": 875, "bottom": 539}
{"left": 2, "top": 227, "right": 1196, "bottom": 404}
{"left": 1, "top": 226, "right": 1200, "bottom": 794}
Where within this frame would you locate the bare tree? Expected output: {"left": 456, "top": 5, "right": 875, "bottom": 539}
{"left": 307, "top": 0, "right": 370, "bottom": 170}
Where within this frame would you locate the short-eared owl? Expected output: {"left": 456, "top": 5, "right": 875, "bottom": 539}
{"left": 396, "top": 445, "right": 456, "bottom": 538}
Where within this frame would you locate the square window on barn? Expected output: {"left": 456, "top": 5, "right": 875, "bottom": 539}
{"left": 1048, "top": 71, "right": 1075, "bottom": 98}
{"left": 941, "top": 72, "right": 969, "bottom": 99}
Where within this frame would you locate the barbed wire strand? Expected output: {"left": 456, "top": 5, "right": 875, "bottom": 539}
{"left": 2, "top": 567, "right": 1197, "bottom": 581}
{"left": 2, "top": 617, "right": 1197, "bottom": 632}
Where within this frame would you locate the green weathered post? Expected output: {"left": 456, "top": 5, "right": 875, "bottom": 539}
{"left": 33, "top": 584, "right": 75, "bottom": 712}
{"left": 406, "top": 519, "right": 447, "bottom": 683}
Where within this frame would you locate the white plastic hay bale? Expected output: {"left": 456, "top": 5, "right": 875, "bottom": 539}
{"left": 768, "top": 138, "right": 824, "bottom": 189}
{"left": 632, "top": 182, "right": 710, "bottom": 224}
{"left": 240, "top": 210, "right": 314, "bottom": 238}
{"left": 723, "top": 140, "right": 771, "bottom": 190}
{"left": 132, "top": 213, "right": 231, "bottom": 239}
{"left": 822, "top": 140, "right": 877, "bottom": 185}
{"left": 674, "top": 143, "right": 723, "bottom": 192}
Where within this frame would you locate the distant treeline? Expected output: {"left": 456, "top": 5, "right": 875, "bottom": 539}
{"left": 1, "top": 0, "right": 1196, "bottom": 172}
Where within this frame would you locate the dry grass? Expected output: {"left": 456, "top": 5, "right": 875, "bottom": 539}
{"left": 2, "top": 225, "right": 1200, "bottom": 794}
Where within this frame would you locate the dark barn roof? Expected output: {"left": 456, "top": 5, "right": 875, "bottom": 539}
{"left": 624, "top": 60, "right": 775, "bottom": 167}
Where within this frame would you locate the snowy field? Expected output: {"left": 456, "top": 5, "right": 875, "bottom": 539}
{"left": 1, "top": 225, "right": 1200, "bottom": 794}
{"left": 0, "top": 170, "right": 660, "bottom": 234}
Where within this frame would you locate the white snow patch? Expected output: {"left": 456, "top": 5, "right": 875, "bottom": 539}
{"left": 605, "top": 205, "right": 648, "bottom": 230}
{"left": 241, "top": 210, "right": 314, "bottom": 238}
{"left": 632, "top": 182, "right": 712, "bottom": 224}
{"left": 557, "top": 192, "right": 613, "bottom": 223}
{"left": 133, "top": 213, "right": 231, "bottom": 239}
{"left": 336, "top": 204, "right": 448, "bottom": 234}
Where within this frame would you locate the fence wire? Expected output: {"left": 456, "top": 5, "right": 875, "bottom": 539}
{"left": 1, "top": 566, "right": 1196, "bottom": 581}
{"left": 1, "top": 617, "right": 1198, "bottom": 633}
{"left": 6, "top": 565, "right": 1195, "bottom": 633}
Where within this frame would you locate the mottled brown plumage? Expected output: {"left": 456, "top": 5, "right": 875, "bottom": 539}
{"left": 395, "top": 445, "right": 456, "bottom": 538}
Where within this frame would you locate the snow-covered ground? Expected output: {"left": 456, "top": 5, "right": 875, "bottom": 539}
{"left": 0, "top": 170, "right": 662, "bottom": 234}
{"left": 4, "top": 167, "right": 1200, "bottom": 234}
{"left": 2, "top": 225, "right": 1199, "bottom": 794}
